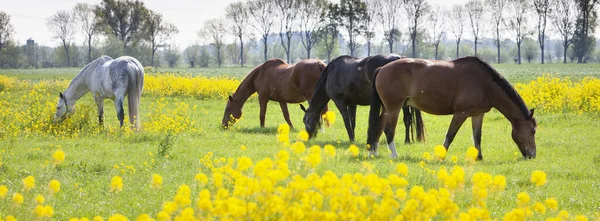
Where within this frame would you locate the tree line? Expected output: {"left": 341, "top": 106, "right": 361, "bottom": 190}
{"left": 0, "top": 0, "right": 598, "bottom": 69}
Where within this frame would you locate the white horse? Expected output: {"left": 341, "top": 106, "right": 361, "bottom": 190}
{"left": 53, "top": 55, "right": 145, "bottom": 130}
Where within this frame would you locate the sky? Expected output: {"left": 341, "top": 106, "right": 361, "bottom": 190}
{"left": 10, "top": 0, "right": 592, "bottom": 49}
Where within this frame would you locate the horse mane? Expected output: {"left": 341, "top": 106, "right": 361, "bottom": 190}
{"left": 458, "top": 56, "right": 531, "bottom": 119}
{"left": 67, "top": 56, "right": 112, "bottom": 89}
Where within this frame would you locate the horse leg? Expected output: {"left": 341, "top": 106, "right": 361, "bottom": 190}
{"left": 333, "top": 100, "right": 354, "bottom": 142}
{"left": 279, "top": 102, "right": 293, "bottom": 129}
{"left": 349, "top": 104, "right": 357, "bottom": 131}
{"left": 259, "top": 95, "right": 269, "bottom": 128}
{"left": 384, "top": 108, "right": 401, "bottom": 158}
{"left": 402, "top": 106, "right": 412, "bottom": 144}
{"left": 471, "top": 114, "right": 484, "bottom": 160}
{"left": 94, "top": 96, "right": 104, "bottom": 126}
{"left": 369, "top": 107, "right": 389, "bottom": 157}
{"left": 443, "top": 113, "right": 469, "bottom": 150}
{"left": 114, "top": 97, "right": 125, "bottom": 127}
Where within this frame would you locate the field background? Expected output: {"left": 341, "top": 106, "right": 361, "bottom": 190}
{"left": 1, "top": 63, "right": 600, "bottom": 219}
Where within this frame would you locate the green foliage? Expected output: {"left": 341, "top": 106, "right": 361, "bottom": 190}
{"left": 523, "top": 38, "right": 540, "bottom": 63}
{"left": 157, "top": 133, "right": 174, "bottom": 158}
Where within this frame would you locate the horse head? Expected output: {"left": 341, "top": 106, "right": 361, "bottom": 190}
{"left": 53, "top": 92, "right": 75, "bottom": 123}
{"left": 300, "top": 104, "right": 322, "bottom": 139}
{"left": 222, "top": 95, "right": 243, "bottom": 128}
{"left": 512, "top": 109, "right": 537, "bottom": 159}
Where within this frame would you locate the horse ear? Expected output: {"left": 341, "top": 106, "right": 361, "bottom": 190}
{"left": 300, "top": 104, "right": 307, "bottom": 113}
{"left": 59, "top": 92, "right": 64, "bottom": 99}
{"left": 228, "top": 95, "right": 233, "bottom": 101}
{"left": 529, "top": 109, "right": 535, "bottom": 118}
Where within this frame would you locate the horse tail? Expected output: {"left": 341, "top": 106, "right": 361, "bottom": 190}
{"left": 127, "top": 59, "right": 144, "bottom": 131}
{"left": 367, "top": 67, "right": 383, "bottom": 146}
{"left": 413, "top": 107, "right": 425, "bottom": 142}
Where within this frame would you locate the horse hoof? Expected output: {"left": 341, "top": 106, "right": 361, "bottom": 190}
{"left": 390, "top": 153, "right": 398, "bottom": 159}
{"left": 368, "top": 150, "right": 378, "bottom": 157}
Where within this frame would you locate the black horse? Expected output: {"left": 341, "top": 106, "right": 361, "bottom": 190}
{"left": 300, "top": 54, "right": 425, "bottom": 143}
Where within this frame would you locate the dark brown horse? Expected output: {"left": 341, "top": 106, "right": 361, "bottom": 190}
{"left": 367, "top": 57, "right": 537, "bottom": 159}
{"left": 222, "top": 58, "right": 326, "bottom": 128}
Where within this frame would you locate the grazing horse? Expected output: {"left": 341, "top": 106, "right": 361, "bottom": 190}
{"left": 222, "top": 58, "right": 326, "bottom": 128}
{"left": 368, "top": 57, "right": 537, "bottom": 159}
{"left": 301, "top": 54, "right": 425, "bottom": 142}
{"left": 53, "top": 56, "right": 145, "bottom": 130}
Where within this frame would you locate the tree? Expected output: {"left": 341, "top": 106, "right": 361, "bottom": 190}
{"left": 145, "top": 11, "right": 178, "bottom": 67}
{"left": 551, "top": 0, "right": 578, "bottom": 63}
{"left": 73, "top": 3, "right": 99, "bottom": 63}
{"left": 298, "top": 0, "right": 326, "bottom": 59}
{"left": 336, "top": 0, "right": 369, "bottom": 56}
{"left": 47, "top": 10, "right": 75, "bottom": 67}
{"left": 534, "top": 0, "right": 551, "bottom": 64}
{"left": 572, "top": 0, "right": 598, "bottom": 63}
{"left": 319, "top": 3, "right": 340, "bottom": 62}
{"left": 465, "top": 0, "right": 484, "bottom": 56}
{"left": 184, "top": 44, "right": 200, "bottom": 68}
{"left": 404, "top": 0, "right": 431, "bottom": 58}
{"left": 523, "top": 38, "right": 540, "bottom": 63}
{"left": 226, "top": 1, "right": 249, "bottom": 67}
{"left": 201, "top": 18, "right": 227, "bottom": 67}
{"left": 485, "top": 0, "right": 507, "bottom": 63}
{"left": 163, "top": 43, "right": 180, "bottom": 68}
{"left": 450, "top": 4, "right": 465, "bottom": 59}
{"left": 274, "top": 0, "right": 298, "bottom": 63}
{"left": 0, "top": 11, "right": 15, "bottom": 58}
{"left": 95, "top": 0, "right": 148, "bottom": 49}
{"left": 506, "top": 0, "right": 532, "bottom": 64}
{"left": 427, "top": 6, "right": 446, "bottom": 60}
{"left": 364, "top": 0, "right": 378, "bottom": 56}
{"left": 376, "top": 0, "right": 402, "bottom": 53}
{"left": 248, "top": 0, "right": 275, "bottom": 62}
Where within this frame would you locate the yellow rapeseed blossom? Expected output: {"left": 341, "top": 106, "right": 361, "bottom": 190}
{"left": 433, "top": 145, "right": 447, "bottom": 161}
{"left": 35, "top": 194, "right": 45, "bottom": 204}
{"left": 49, "top": 179, "right": 60, "bottom": 194}
{"left": 240, "top": 145, "right": 247, "bottom": 151}
{"left": 195, "top": 173, "right": 208, "bottom": 186}
{"left": 277, "top": 123, "right": 290, "bottom": 135}
{"left": 151, "top": 174, "right": 163, "bottom": 189}
{"left": 422, "top": 152, "right": 432, "bottom": 161}
{"left": 451, "top": 156, "right": 458, "bottom": 164}
{"left": 396, "top": 163, "right": 408, "bottom": 177}
{"left": 93, "top": 216, "right": 104, "bottom": 221}
{"left": 533, "top": 202, "right": 546, "bottom": 214}
{"left": 0, "top": 185, "right": 8, "bottom": 198}
{"left": 34, "top": 205, "right": 54, "bottom": 218}
{"left": 12, "top": 192, "right": 23, "bottom": 205}
{"left": 290, "top": 142, "right": 306, "bottom": 155}
{"left": 348, "top": 144, "right": 359, "bottom": 157}
{"left": 322, "top": 111, "right": 336, "bottom": 126}
{"left": 466, "top": 147, "right": 479, "bottom": 163}
{"left": 297, "top": 130, "right": 309, "bottom": 142}
{"left": 110, "top": 176, "right": 123, "bottom": 193}
{"left": 530, "top": 170, "right": 547, "bottom": 187}
{"left": 517, "top": 192, "right": 531, "bottom": 206}
{"left": 324, "top": 145, "right": 336, "bottom": 158}
{"left": 135, "top": 214, "right": 154, "bottom": 221}
{"left": 107, "top": 214, "right": 128, "bottom": 221}
{"left": 52, "top": 150, "right": 65, "bottom": 165}
{"left": 545, "top": 197, "right": 559, "bottom": 210}
{"left": 237, "top": 156, "right": 253, "bottom": 171}
{"left": 574, "top": 215, "right": 589, "bottom": 221}
{"left": 22, "top": 176, "right": 35, "bottom": 191}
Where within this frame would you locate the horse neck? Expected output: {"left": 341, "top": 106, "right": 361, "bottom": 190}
{"left": 490, "top": 84, "right": 527, "bottom": 124}
{"left": 64, "top": 67, "right": 93, "bottom": 104}
{"left": 232, "top": 66, "right": 260, "bottom": 102}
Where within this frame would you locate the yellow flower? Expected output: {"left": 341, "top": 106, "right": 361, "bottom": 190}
{"left": 136, "top": 213, "right": 154, "bottom": 221}
{"left": 93, "top": 216, "right": 104, "bottom": 221}
{"left": 306, "top": 153, "right": 322, "bottom": 168}
{"left": 574, "top": 215, "right": 588, "bottom": 221}
{"left": 5, "top": 215, "right": 16, "bottom": 221}
{"left": 49, "top": 179, "right": 61, "bottom": 194}
{"left": 422, "top": 152, "right": 431, "bottom": 161}
{"left": 240, "top": 145, "right": 247, "bottom": 151}
{"left": 0, "top": 185, "right": 8, "bottom": 198}
{"left": 12, "top": 192, "right": 24, "bottom": 205}
{"left": 517, "top": 192, "right": 531, "bottom": 206}
{"left": 35, "top": 194, "right": 45, "bottom": 204}
{"left": 108, "top": 214, "right": 128, "bottom": 221}
{"left": 323, "top": 111, "right": 336, "bottom": 126}
{"left": 433, "top": 145, "right": 447, "bottom": 161}
{"left": 110, "top": 176, "right": 123, "bottom": 193}
{"left": 533, "top": 202, "right": 546, "bottom": 214}
{"left": 277, "top": 123, "right": 290, "bottom": 135}
{"left": 276, "top": 150, "right": 290, "bottom": 162}
{"left": 396, "top": 163, "right": 408, "bottom": 177}
{"left": 151, "top": 174, "right": 163, "bottom": 189}
{"left": 451, "top": 156, "right": 458, "bottom": 164}
{"left": 466, "top": 147, "right": 478, "bottom": 162}
{"left": 237, "top": 156, "right": 253, "bottom": 171}
{"left": 530, "top": 170, "right": 547, "bottom": 187}
{"left": 545, "top": 197, "right": 559, "bottom": 210}
{"left": 290, "top": 142, "right": 306, "bottom": 155}
{"left": 195, "top": 173, "right": 208, "bottom": 185}
{"left": 324, "top": 145, "right": 336, "bottom": 158}
{"left": 348, "top": 144, "right": 359, "bottom": 157}
{"left": 491, "top": 175, "right": 507, "bottom": 192}
{"left": 34, "top": 205, "right": 54, "bottom": 218}
{"left": 53, "top": 149, "right": 65, "bottom": 165}
{"left": 297, "top": 130, "right": 309, "bottom": 142}
{"left": 156, "top": 211, "right": 169, "bottom": 221}
{"left": 23, "top": 175, "right": 35, "bottom": 191}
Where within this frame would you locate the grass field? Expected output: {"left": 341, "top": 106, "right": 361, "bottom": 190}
{"left": 1, "top": 63, "right": 600, "bottom": 220}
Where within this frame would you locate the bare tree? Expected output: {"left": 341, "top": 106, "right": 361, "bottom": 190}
{"left": 534, "top": 0, "right": 551, "bottom": 64}
{"left": 466, "top": 0, "right": 485, "bottom": 56}
{"left": 94, "top": 0, "right": 148, "bottom": 49}
{"left": 275, "top": 0, "right": 298, "bottom": 63}
{"left": 201, "top": 18, "right": 227, "bottom": 67}
{"left": 404, "top": 0, "right": 431, "bottom": 58}
{"left": 572, "top": 0, "right": 598, "bottom": 63}
{"left": 450, "top": 4, "right": 465, "bottom": 59}
{"left": 319, "top": 3, "right": 340, "bottom": 63}
{"left": 73, "top": 3, "right": 99, "bottom": 63}
{"left": 226, "top": 1, "right": 249, "bottom": 67}
{"left": 0, "top": 11, "right": 14, "bottom": 55}
{"left": 485, "top": 0, "right": 507, "bottom": 63}
{"left": 428, "top": 6, "right": 446, "bottom": 60}
{"left": 551, "top": 0, "right": 578, "bottom": 63}
{"left": 506, "top": 0, "right": 532, "bottom": 64}
{"left": 336, "top": 0, "right": 369, "bottom": 56}
{"left": 184, "top": 44, "right": 200, "bottom": 67}
{"left": 248, "top": 0, "right": 275, "bottom": 62}
{"left": 364, "top": 0, "right": 378, "bottom": 56}
{"left": 376, "top": 0, "right": 402, "bottom": 53}
{"left": 298, "top": 0, "right": 326, "bottom": 59}
{"left": 47, "top": 10, "right": 75, "bottom": 67}
{"left": 145, "top": 11, "right": 178, "bottom": 67}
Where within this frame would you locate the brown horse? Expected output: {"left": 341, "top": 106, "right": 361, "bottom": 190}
{"left": 367, "top": 57, "right": 537, "bottom": 159}
{"left": 222, "top": 58, "right": 326, "bottom": 128}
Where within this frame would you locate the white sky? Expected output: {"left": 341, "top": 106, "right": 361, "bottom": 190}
{"left": 10, "top": 0, "right": 595, "bottom": 48}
